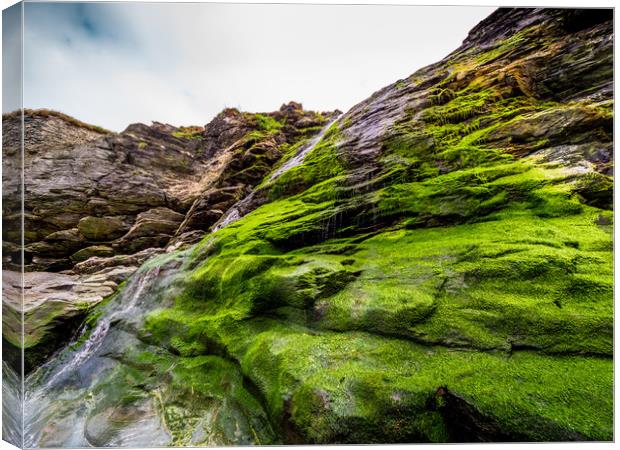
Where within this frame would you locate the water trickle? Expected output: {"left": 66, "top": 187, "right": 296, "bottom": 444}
{"left": 21, "top": 253, "right": 185, "bottom": 448}
{"left": 213, "top": 116, "right": 340, "bottom": 232}
{"left": 41, "top": 271, "right": 152, "bottom": 390}
{"left": 268, "top": 117, "right": 339, "bottom": 182}
{"left": 211, "top": 197, "right": 247, "bottom": 232}
{"left": 2, "top": 361, "right": 23, "bottom": 447}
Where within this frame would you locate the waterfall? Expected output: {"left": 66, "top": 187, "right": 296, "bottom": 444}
{"left": 40, "top": 271, "right": 153, "bottom": 391}
{"left": 212, "top": 116, "right": 340, "bottom": 232}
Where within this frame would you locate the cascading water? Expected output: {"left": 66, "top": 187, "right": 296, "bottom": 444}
{"left": 18, "top": 244, "right": 275, "bottom": 448}
{"left": 2, "top": 361, "right": 23, "bottom": 447}
{"left": 41, "top": 272, "right": 151, "bottom": 391}
{"left": 21, "top": 252, "right": 186, "bottom": 448}
{"left": 212, "top": 116, "right": 340, "bottom": 232}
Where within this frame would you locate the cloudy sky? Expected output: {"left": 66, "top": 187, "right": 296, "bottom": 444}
{"left": 15, "top": 2, "right": 494, "bottom": 131}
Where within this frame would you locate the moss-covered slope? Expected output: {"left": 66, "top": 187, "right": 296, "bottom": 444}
{"left": 28, "top": 7, "right": 613, "bottom": 445}
{"left": 140, "top": 8, "right": 613, "bottom": 442}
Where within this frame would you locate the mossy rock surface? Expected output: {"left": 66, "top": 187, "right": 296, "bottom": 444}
{"left": 24, "top": 7, "right": 612, "bottom": 446}
{"left": 138, "top": 8, "right": 612, "bottom": 443}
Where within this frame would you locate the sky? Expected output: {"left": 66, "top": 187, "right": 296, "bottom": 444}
{"left": 10, "top": 2, "right": 494, "bottom": 131}
{"left": 2, "top": 2, "right": 22, "bottom": 113}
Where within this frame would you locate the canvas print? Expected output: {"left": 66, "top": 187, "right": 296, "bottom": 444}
{"left": 1, "top": 2, "right": 614, "bottom": 447}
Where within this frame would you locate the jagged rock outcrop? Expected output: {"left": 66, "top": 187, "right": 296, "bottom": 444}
{"left": 175, "top": 105, "right": 340, "bottom": 236}
{"left": 2, "top": 111, "right": 209, "bottom": 271}
{"left": 5, "top": 7, "right": 614, "bottom": 446}
{"left": 2, "top": 104, "right": 337, "bottom": 272}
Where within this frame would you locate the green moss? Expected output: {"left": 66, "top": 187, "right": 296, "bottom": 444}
{"left": 268, "top": 123, "right": 345, "bottom": 200}
{"left": 254, "top": 114, "right": 283, "bottom": 133}
{"left": 428, "top": 88, "right": 456, "bottom": 106}
{"left": 140, "top": 186, "right": 611, "bottom": 441}
{"left": 447, "top": 27, "right": 538, "bottom": 79}
{"left": 395, "top": 79, "right": 408, "bottom": 90}
{"left": 422, "top": 89, "right": 496, "bottom": 125}
{"left": 136, "top": 71, "right": 612, "bottom": 440}
{"left": 572, "top": 171, "right": 613, "bottom": 209}
{"left": 214, "top": 322, "right": 611, "bottom": 442}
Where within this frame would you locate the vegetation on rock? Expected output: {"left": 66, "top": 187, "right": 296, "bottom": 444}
{"left": 135, "top": 8, "right": 613, "bottom": 443}
{"left": 4, "top": 7, "right": 613, "bottom": 446}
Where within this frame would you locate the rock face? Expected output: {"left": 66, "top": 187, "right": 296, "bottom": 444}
{"left": 2, "top": 268, "right": 130, "bottom": 372}
{"left": 2, "top": 104, "right": 339, "bottom": 371}
{"left": 4, "top": 7, "right": 614, "bottom": 446}
{"left": 2, "top": 105, "right": 338, "bottom": 272}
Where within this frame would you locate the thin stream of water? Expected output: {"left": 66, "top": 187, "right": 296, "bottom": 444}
{"left": 213, "top": 117, "right": 339, "bottom": 232}
{"left": 267, "top": 117, "right": 339, "bottom": 182}
{"left": 16, "top": 254, "right": 185, "bottom": 448}
{"left": 39, "top": 272, "right": 152, "bottom": 391}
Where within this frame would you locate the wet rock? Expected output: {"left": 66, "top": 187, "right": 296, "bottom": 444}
{"left": 2, "top": 269, "right": 121, "bottom": 372}
{"left": 489, "top": 103, "right": 612, "bottom": 155}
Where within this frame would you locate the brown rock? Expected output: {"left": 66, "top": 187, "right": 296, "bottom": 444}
{"left": 70, "top": 245, "right": 115, "bottom": 263}
{"left": 78, "top": 216, "right": 131, "bottom": 241}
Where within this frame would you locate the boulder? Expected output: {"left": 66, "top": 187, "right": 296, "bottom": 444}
{"left": 78, "top": 216, "right": 131, "bottom": 241}
{"left": 70, "top": 245, "right": 115, "bottom": 263}
{"left": 115, "top": 207, "right": 184, "bottom": 241}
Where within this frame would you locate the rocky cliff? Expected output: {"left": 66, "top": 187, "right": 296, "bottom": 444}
{"left": 3, "top": 7, "right": 614, "bottom": 445}
{"left": 2, "top": 104, "right": 339, "bottom": 371}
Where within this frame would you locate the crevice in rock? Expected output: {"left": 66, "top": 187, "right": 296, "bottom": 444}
{"left": 433, "top": 387, "right": 515, "bottom": 442}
